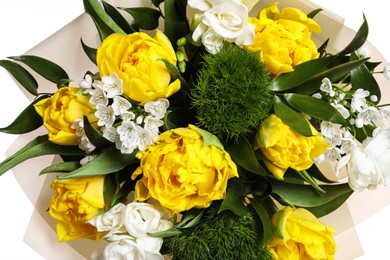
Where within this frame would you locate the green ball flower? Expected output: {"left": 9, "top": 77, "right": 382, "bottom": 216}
{"left": 191, "top": 43, "right": 273, "bottom": 141}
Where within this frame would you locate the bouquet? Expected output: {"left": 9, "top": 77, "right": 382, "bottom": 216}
{"left": 1, "top": 0, "right": 390, "bottom": 259}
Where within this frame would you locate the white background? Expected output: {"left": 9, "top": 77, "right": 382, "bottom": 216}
{"left": 1, "top": 1, "right": 390, "bottom": 259}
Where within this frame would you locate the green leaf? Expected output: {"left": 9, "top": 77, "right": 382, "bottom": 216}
{"left": 0, "top": 95, "right": 49, "bottom": 134}
{"left": 0, "top": 59, "right": 38, "bottom": 96}
{"left": 83, "top": 0, "right": 125, "bottom": 41}
{"left": 120, "top": 7, "right": 161, "bottom": 30}
{"left": 8, "top": 55, "right": 69, "bottom": 85}
{"left": 191, "top": 125, "right": 224, "bottom": 150}
{"left": 81, "top": 38, "right": 97, "bottom": 65}
{"left": 337, "top": 14, "right": 368, "bottom": 56}
{"left": 57, "top": 145, "right": 138, "bottom": 179}
{"left": 102, "top": 1, "right": 137, "bottom": 34}
{"left": 104, "top": 173, "right": 119, "bottom": 209}
{"left": 350, "top": 57, "right": 381, "bottom": 103}
{"left": 307, "top": 8, "right": 322, "bottom": 19}
{"left": 0, "top": 135, "right": 85, "bottom": 176}
{"left": 218, "top": 189, "right": 249, "bottom": 216}
{"left": 83, "top": 116, "right": 112, "bottom": 150}
{"left": 225, "top": 135, "right": 266, "bottom": 176}
{"left": 296, "top": 170, "right": 325, "bottom": 193}
{"left": 306, "top": 164, "right": 336, "bottom": 184}
{"left": 151, "top": 0, "right": 164, "bottom": 7}
{"left": 39, "top": 161, "right": 81, "bottom": 175}
{"left": 271, "top": 56, "right": 333, "bottom": 92}
{"left": 111, "top": 178, "right": 136, "bottom": 206}
{"left": 284, "top": 93, "right": 348, "bottom": 125}
{"left": 305, "top": 191, "right": 353, "bottom": 217}
{"left": 250, "top": 196, "right": 274, "bottom": 243}
{"left": 270, "top": 179, "right": 352, "bottom": 208}
{"left": 164, "top": 0, "right": 189, "bottom": 49}
{"left": 274, "top": 95, "right": 312, "bottom": 136}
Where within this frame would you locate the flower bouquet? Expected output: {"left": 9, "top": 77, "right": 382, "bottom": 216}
{"left": 1, "top": 0, "right": 390, "bottom": 259}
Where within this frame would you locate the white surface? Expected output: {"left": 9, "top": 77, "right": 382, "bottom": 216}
{"left": 1, "top": 1, "right": 390, "bottom": 259}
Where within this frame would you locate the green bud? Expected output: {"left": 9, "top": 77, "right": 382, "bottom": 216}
{"left": 178, "top": 60, "right": 186, "bottom": 73}
{"left": 176, "top": 37, "right": 187, "bottom": 47}
{"left": 176, "top": 50, "right": 185, "bottom": 62}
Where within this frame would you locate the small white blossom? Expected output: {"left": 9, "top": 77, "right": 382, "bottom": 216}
{"left": 112, "top": 96, "right": 132, "bottom": 116}
{"left": 136, "top": 116, "right": 144, "bottom": 125}
{"left": 80, "top": 155, "right": 97, "bottom": 166}
{"left": 102, "top": 127, "right": 120, "bottom": 143}
{"left": 71, "top": 119, "right": 96, "bottom": 153}
{"left": 332, "top": 103, "right": 350, "bottom": 119}
{"left": 102, "top": 73, "right": 123, "bottom": 98}
{"left": 90, "top": 85, "right": 109, "bottom": 106}
{"left": 370, "top": 95, "right": 378, "bottom": 103}
{"left": 356, "top": 106, "right": 381, "bottom": 126}
{"left": 380, "top": 107, "right": 390, "bottom": 121}
{"left": 144, "top": 98, "right": 170, "bottom": 119}
{"left": 320, "top": 78, "right": 334, "bottom": 96}
{"left": 356, "top": 46, "right": 369, "bottom": 58}
{"left": 312, "top": 93, "right": 322, "bottom": 99}
{"left": 79, "top": 74, "right": 94, "bottom": 94}
{"left": 121, "top": 111, "right": 136, "bottom": 122}
{"left": 351, "top": 88, "right": 369, "bottom": 112}
{"left": 95, "top": 104, "right": 116, "bottom": 128}
{"left": 135, "top": 127, "right": 154, "bottom": 151}
{"left": 324, "top": 146, "right": 342, "bottom": 161}
{"left": 383, "top": 63, "right": 390, "bottom": 80}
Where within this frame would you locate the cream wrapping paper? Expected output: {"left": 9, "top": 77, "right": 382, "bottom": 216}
{"left": 1, "top": 0, "right": 390, "bottom": 259}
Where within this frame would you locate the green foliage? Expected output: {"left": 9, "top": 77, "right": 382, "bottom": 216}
{"left": 191, "top": 44, "right": 273, "bottom": 141}
{"left": 166, "top": 202, "right": 271, "bottom": 260}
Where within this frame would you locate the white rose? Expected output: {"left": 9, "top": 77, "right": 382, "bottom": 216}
{"left": 89, "top": 203, "right": 126, "bottom": 237}
{"left": 122, "top": 202, "right": 162, "bottom": 238}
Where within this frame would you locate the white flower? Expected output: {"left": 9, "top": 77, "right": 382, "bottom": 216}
{"left": 112, "top": 96, "right": 132, "bottom": 116}
{"left": 71, "top": 119, "right": 96, "bottom": 153}
{"left": 320, "top": 77, "right": 334, "bottom": 96}
{"left": 320, "top": 121, "right": 343, "bottom": 145}
{"left": 122, "top": 202, "right": 162, "bottom": 238}
{"left": 102, "top": 127, "right": 119, "bottom": 143}
{"left": 79, "top": 74, "right": 93, "bottom": 94}
{"left": 80, "top": 155, "right": 97, "bottom": 166}
{"left": 192, "top": 0, "right": 254, "bottom": 53}
{"left": 356, "top": 46, "right": 369, "bottom": 58}
{"left": 193, "top": 26, "right": 224, "bottom": 54}
{"left": 95, "top": 104, "right": 116, "bottom": 128}
{"left": 383, "top": 63, "right": 390, "bottom": 80}
{"left": 90, "top": 85, "right": 109, "bottom": 106}
{"left": 134, "top": 127, "right": 155, "bottom": 151}
{"left": 336, "top": 127, "right": 390, "bottom": 191}
{"left": 355, "top": 106, "right": 381, "bottom": 127}
{"left": 144, "top": 98, "right": 170, "bottom": 119}
{"left": 324, "top": 146, "right": 342, "bottom": 161}
{"left": 102, "top": 72, "right": 123, "bottom": 98}
{"left": 144, "top": 116, "right": 164, "bottom": 135}
{"left": 89, "top": 203, "right": 126, "bottom": 237}
{"left": 121, "top": 111, "right": 136, "bottom": 122}
{"left": 92, "top": 236, "right": 164, "bottom": 260}
{"left": 332, "top": 103, "right": 350, "bottom": 119}
{"left": 380, "top": 107, "right": 390, "bottom": 121}
{"left": 351, "top": 88, "right": 369, "bottom": 112}
{"left": 312, "top": 92, "right": 322, "bottom": 99}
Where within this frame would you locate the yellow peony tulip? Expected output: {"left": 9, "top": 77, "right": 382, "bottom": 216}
{"left": 267, "top": 206, "right": 336, "bottom": 259}
{"left": 97, "top": 30, "right": 181, "bottom": 105}
{"left": 34, "top": 87, "right": 97, "bottom": 145}
{"left": 246, "top": 2, "right": 321, "bottom": 76}
{"left": 49, "top": 176, "right": 106, "bottom": 242}
{"left": 254, "top": 114, "right": 329, "bottom": 179}
{"left": 132, "top": 125, "right": 238, "bottom": 216}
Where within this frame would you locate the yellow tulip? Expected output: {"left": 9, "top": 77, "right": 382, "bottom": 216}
{"left": 34, "top": 87, "right": 96, "bottom": 145}
{"left": 97, "top": 31, "right": 181, "bottom": 105}
{"left": 49, "top": 176, "right": 106, "bottom": 242}
{"left": 254, "top": 114, "right": 329, "bottom": 179}
{"left": 246, "top": 2, "right": 320, "bottom": 76}
{"left": 268, "top": 206, "right": 336, "bottom": 259}
{"left": 132, "top": 125, "right": 238, "bottom": 216}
